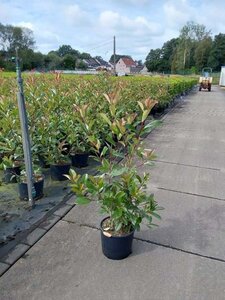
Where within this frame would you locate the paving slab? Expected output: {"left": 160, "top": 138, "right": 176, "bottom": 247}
{"left": 1, "top": 220, "right": 225, "bottom": 300}
{"left": 53, "top": 203, "right": 73, "bottom": 217}
{"left": 0, "top": 262, "right": 10, "bottom": 276}
{"left": 39, "top": 214, "right": 61, "bottom": 231}
{"left": 63, "top": 200, "right": 102, "bottom": 227}
{"left": 22, "top": 228, "right": 47, "bottom": 246}
{"left": 2, "top": 243, "right": 30, "bottom": 265}
{"left": 136, "top": 188, "right": 225, "bottom": 261}
{"left": 148, "top": 161, "right": 225, "bottom": 200}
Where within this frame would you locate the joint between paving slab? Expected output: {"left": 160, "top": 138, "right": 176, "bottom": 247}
{"left": 157, "top": 187, "right": 225, "bottom": 203}
{"left": 61, "top": 219, "right": 100, "bottom": 231}
{"left": 154, "top": 160, "right": 220, "bottom": 171}
{"left": 135, "top": 237, "right": 225, "bottom": 264}
{"left": 71, "top": 222, "right": 225, "bottom": 264}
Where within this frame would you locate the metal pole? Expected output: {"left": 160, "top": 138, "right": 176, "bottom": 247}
{"left": 113, "top": 36, "right": 116, "bottom": 75}
{"left": 15, "top": 49, "right": 35, "bottom": 207}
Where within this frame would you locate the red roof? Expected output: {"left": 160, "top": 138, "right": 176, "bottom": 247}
{"left": 121, "top": 57, "right": 136, "bottom": 67}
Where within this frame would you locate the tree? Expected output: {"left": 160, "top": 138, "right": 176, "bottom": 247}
{"left": 62, "top": 54, "right": 76, "bottom": 69}
{"left": 76, "top": 60, "right": 87, "bottom": 70}
{"left": 145, "top": 49, "right": 162, "bottom": 72}
{"left": 208, "top": 34, "right": 225, "bottom": 71}
{"left": 173, "top": 21, "right": 211, "bottom": 71}
{"left": 194, "top": 37, "right": 212, "bottom": 71}
{"left": 80, "top": 52, "right": 91, "bottom": 59}
{"left": 0, "top": 23, "right": 35, "bottom": 53}
{"left": 56, "top": 45, "right": 79, "bottom": 57}
{"left": 160, "top": 38, "right": 179, "bottom": 72}
{"left": 44, "top": 53, "right": 62, "bottom": 70}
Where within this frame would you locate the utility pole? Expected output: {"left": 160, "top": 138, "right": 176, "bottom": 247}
{"left": 15, "top": 48, "right": 35, "bottom": 208}
{"left": 113, "top": 36, "right": 116, "bottom": 75}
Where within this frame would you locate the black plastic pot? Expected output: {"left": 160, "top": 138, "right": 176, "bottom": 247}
{"left": 70, "top": 153, "right": 89, "bottom": 168}
{"left": 50, "top": 163, "right": 71, "bottom": 181}
{"left": 38, "top": 155, "right": 50, "bottom": 169}
{"left": 19, "top": 177, "right": 44, "bottom": 201}
{"left": 3, "top": 166, "right": 21, "bottom": 183}
{"left": 100, "top": 217, "right": 134, "bottom": 260}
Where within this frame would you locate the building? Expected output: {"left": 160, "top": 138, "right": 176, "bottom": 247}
{"left": 82, "top": 58, "right": 112, "bottom": 71}
{"left": 116, "top": 57, "right": 136, "bottom": 75}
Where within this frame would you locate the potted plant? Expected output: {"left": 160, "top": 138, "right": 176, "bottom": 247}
{"left": 68, "top": 128, "right": 90, "bottom": 168}
{"left": 66, "top": 104, "right": 96, "bottom": 168}
{"left": 66, "top": 93, "right": 163, "bottom": 260}
{"left": 0, "top": 139, "right": 23, "bottom": 183}
{"left": 17, "top": 167, "right": 44, "bottom": 201}
{"left": 0, "top": 155, "right": 22, "bottom": 183}
{"left": 47, "top": 140, "right": 71, "bottom": 181}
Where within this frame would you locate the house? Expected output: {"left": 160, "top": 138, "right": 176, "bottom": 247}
{"left": 140, "top": 65, "right": 149, "bottom": 74}
{"left": 130, "top": 65, "right": 144, "bottom": 74}
{"left": 82, "top": 58, "right": 112, "bottom": 71}
{"left": 116, "top": 57, "right": 136, "bottom": 75}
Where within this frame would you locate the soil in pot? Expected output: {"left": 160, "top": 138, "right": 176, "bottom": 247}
{"left": 70, "top": 153, "right": 89, "bottom": 168}
{"left": 50, "top": 162, "right": 71, "bottom": 181}
{"left": 100, "top": 217, "right": 134, "bottom": 260}
{"left": 19, "top": 176, "right": 44, "bottom": 201}
{"left": 3, "top": 166, "right": 21, "bottom": 183}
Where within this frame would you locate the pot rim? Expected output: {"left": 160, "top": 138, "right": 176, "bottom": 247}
{"left": 70, "top": 152, "right": 89, "bottom": 156}
{"left": 18, "top": 175, "right": 45, "bottom": 184}
{"left": 100, "top": 216, "right": 134, "bottom": 238}
{"left": 50, "top": 162, "right": 71, "bottom": 167}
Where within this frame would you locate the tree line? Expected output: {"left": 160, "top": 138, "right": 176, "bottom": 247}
{"left": 1, "top": 21, "right": 224, "bottom": 73}
{"left": 0, "top": 23, "right": 96, "bottom": 71}
{"left": 145, "top": 21, "right": 225, "bottom": 73}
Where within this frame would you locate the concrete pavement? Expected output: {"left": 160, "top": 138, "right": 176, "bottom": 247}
{"left": 1, "top": 86, "right": 225, "bottom": 300}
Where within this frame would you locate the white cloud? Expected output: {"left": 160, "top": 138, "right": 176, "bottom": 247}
{"left": 99, "top": 11, "right": 120, "bottom": 28}
{"left": 16, "top": 22, "right": 34, "bottom": 31}
{"left": 63, "top": 4, "right": 89, "bottom": 26}
{"left": 99, "top": 10, "right": 163, "bottom": 36}
{"left": 112, "top": 0, "right": 149, "bottom": 5}
{"left": 163, "top": 1, "right": 194, "bottom": 28}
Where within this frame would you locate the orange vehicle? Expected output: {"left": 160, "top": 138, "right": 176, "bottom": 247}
{"left": 199, "top": 67, "right": 213, "bottom": 91}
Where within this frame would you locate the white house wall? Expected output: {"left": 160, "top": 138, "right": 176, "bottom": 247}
{"left": 116, "top": 59, "right": 131, "bottom": 74}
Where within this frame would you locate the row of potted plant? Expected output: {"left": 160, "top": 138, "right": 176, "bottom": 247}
{"left": 0, "top": 73, "right": 197, "bottom": 203}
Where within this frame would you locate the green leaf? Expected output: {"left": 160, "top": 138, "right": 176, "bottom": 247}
{"left": 111, "top": 167, "right": 128, "bottom": 177}
{"left": 76, "top": 196, "right": 91, "bottom": 205}
{"left": 99, "top": 113, "right": 112, "bottom": 126}
{"left": 115, "top": 222, "right": 122, "bottom": 232}
{"left": 112, "top": 209, "right": 123, "bottom": 219}
{"left": 138, "top": 101, "right": 144, "bottom": 111}
{"left": 101, "top": 146, "right": 108, "bottom": 157}
{"left": 142, "top": 110, "right": 149, "bottom": 122}
{"left": 150, "top": 211, "right": 161, "bottom": 220}
{"left": 142, "top": 120, "right": 162, "bottom": 134}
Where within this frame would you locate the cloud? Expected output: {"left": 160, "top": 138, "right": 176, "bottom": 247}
{"left": 16, "top": 22, "right": 34, "bottom": 30}
{"left": 99, "top": 10, "right": 163, "bottom": 36}
{"left": 1, "top": 0, "right": 225, "bottom": 60}
{"left": 99, "top": 11, "right": 120, "bottom": 29}
{"left": 112, "top": 0, "right": 149, "bottom": 5}
{"left": 163, "top": 1, "right": 194, "bottom": 28}
{"left": 63, "top": 4, "right": 90, "bottom": 26}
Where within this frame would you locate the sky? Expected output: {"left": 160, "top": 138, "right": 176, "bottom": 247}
{"left": 1, "top": 0, "right": 225, "bottom": 61}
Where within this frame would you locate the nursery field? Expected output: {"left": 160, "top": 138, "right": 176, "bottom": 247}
{"left": 0, "top": 72, "right": 197, "bottom": 245}
{"left": 0, "top": 72, "right": 197, "bottom": 185}
{"left": 0, "top": 72, "right": 197, "bottom": 174}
